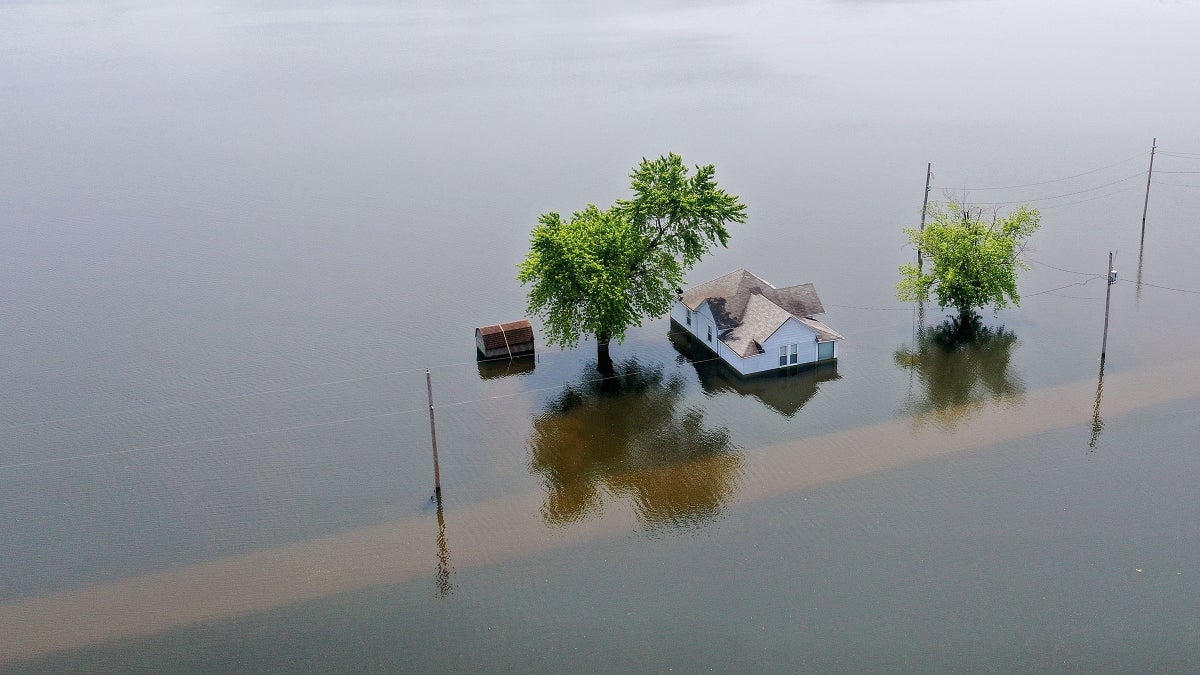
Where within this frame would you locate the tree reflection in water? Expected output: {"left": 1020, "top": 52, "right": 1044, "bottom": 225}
{"left": 894, "top": 314, "right": 1025, "bottom": 427}
{"left": 528, "top": 359, "right": 742, "bottom": 530}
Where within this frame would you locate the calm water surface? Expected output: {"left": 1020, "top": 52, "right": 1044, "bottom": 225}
{"left": 3, "top": 0, "right": 1200, "bottom": 671}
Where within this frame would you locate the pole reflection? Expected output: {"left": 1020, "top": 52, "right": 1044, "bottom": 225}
{"left": 1089, "top": 357, "right": 1106, "bottom": 452}
{"left": 527, "top": 358, "right": 741, "bottom": 531}
{"left": 1136, "top": 242, "right": 1145, "bottom": 306}
{"left": 434, "top": 493, "right": 453, "bottom": 597}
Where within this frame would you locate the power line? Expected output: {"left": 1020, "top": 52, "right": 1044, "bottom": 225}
{"left": 1030, "top": 258, "right": 1200, "bottom": 296}
{"left": 942, "top": 171, "right": 1147, "bottom": 206}
{"left": 1027, "top": 258, "right": 1105, "bottom": 277}
{"left": 1025, "top": 278, "right": 1104, "bottom": 298}
{"left": 0, "top": 408, "right": 427, "bottom": 472}
{"left": 0, "top": 367, "right": 430, "bottom": 432}
{"left": 931, "top": 151, "right": 1148, "bottom": 191}
{"left": 1037, "top": 184, "right": 1143, "bottom": 210}
{"left": 823, "top": 302, "right": 913, "bottom": 312}
{"left": 1118, "top": 278, "right": 1200, "bottom": 296}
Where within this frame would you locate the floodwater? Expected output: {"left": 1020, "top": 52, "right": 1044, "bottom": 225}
{"left": 2, "top": 0, "right": 1199, "bottom": 671}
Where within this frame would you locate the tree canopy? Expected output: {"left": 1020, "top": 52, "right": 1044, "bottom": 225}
{"left": 518, "top": 153, "right": 746, "bottom": 372}
{"left": 898, "top": 203, "right": 1041, "bottom": 321}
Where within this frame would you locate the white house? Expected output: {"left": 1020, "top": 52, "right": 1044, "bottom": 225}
{"left": 670, "top": 269, "right": 843, "bottom": 376}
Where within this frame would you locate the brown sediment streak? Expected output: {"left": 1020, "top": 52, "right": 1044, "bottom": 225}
{"left": 1, "top": 358, "right": 1195, "bottom": 662}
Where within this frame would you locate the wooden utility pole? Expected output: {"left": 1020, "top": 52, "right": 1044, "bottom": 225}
{"left": 1140, "top": 138, "right": 1157, "bottom": 242}
{"left": 426, "top": 368, "right": 442, "bottom": 495}
{"left": 918, "top": 162, "right": 932, "bottom": 272}
{"left": 1101, "top": 252, "right": 1115, "bottom": 358}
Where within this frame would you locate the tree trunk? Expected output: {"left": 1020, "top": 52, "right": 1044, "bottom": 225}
{"left": 596, "top": 333, "right": 616, "bottom": 379}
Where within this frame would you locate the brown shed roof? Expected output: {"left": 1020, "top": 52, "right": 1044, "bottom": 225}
{"left": 477, "top": 319, "right": 534, "bottom": 351}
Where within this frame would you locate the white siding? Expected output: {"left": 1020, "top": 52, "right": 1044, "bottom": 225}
{"left": 669, "top": 300, "right": 693, "bottom": 336}
{"left": 738, "top": 318, "right": 820, "bottom": 374}
{"left": 671, "top": 300, "right": 838, "bottom": 376}
{"left": 670, "top": 299, "right": 706, "bottom": 341}
{"left": 671, "top": 299, "right": 731, "bottom": 366}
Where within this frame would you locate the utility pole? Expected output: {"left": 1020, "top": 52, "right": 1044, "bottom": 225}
{"left": 1101, "top": 252, "right": 1115, "bottom": 359}
{"left": 918, "top": 162, "right": 932, "bottom": 272}
{"left": 426, "top": 368, "right": 442, "bottom": 495}
{"left": 1140, "top": 138, "right": 1157, "bottom": 242}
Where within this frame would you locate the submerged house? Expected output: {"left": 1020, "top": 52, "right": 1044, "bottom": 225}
{"left": 670, "top": 269, "right": 843, "bottom": 376}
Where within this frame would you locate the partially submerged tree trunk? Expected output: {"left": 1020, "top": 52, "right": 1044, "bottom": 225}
{"left": 953, "top": 310, "right": 982, "bottom": 340}
{"left": 958, "top": 308, "right": 974, "bottom": 331}
{"left": 596, "top": 333, "right": 616, "bottom": 379}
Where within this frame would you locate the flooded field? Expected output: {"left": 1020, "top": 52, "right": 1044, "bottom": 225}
{"left": 3, "top": 0, "right": 1199, "bottom": 671}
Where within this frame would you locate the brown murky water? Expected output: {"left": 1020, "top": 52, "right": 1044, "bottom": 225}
{"left": 4, "top": 356, "right": 1198, "bottom": 663}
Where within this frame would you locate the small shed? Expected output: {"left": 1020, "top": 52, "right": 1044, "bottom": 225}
{"left": 476, "top": 319, "right": 535, "bottom": 359}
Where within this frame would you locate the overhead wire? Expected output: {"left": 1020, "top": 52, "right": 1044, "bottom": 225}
{"left": 0, "top": 408, "right": 428, "bottom": 471}
{"left": 942, "top": 171, "right": 1148, "bottom": 206}
{"left": 1026, "top": 257, "right": 1104, "bottom": 276}
{"left": 1118, "top": 278, "right": 1200, "bottom": 296}
{"left": 1029, "top": 258, "right": 1200, "bottom": 296}
{"left": 929, "top": 150, "right": 1148, "bottom": 191}
{"left": 6, "top": 147, "right": 1198, "bottom": 463}
{"left": 0, "top": 367, "right": 434, "bottom": 431}
{"left": 1037, "top": 184, "right": 1144, "bottom": 210}
{"left": 3, "top": 313, "right": 914, "bottom": 471}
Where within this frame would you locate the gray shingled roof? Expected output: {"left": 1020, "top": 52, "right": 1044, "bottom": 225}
{"left": 680, "top": 269, "right": 839, "bottom": 358}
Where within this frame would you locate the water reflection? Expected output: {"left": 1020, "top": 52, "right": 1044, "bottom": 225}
{"left": 669, "top": 330, "right": 840, "bottom": 418}
{"left": 1089, "top": 357, "right": 1106, "bottom": 452}
{"left": 895, "top": 315, "right": 1025, "bottom": 427}
{"left": 528, "top": 359, "right": 741, "bottom": 530}
{"left": 1136, "top": 242, "right": 1145, "bottom": 306}
{"left": 477, "top": 355, "right": 536, "bottom": 380}
{"left": 434, "top": 494, "right": 454, "bottom": 597}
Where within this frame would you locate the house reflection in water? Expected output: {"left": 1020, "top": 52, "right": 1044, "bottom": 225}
{"left": 527, "top": 358, "right": 741, "bottom": 531}
{"left": 668, "top": 330, "right": 841, "bottom": 419}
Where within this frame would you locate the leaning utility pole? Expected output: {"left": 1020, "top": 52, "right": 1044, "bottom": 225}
{"left": 918, "top": 162, "right": 932, "bottom": 272}
{"left": 1101, "top": 252, "right": 1115, "bottom": 359}
{"left": 1140, "top": 138, "right": 1157, "bottom": 242}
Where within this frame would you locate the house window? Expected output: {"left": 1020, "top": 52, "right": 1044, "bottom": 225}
{"left": 818, "top": 340, "right": 835, "bottom": 361}
{"left": 790, "top": 344, "right": 798, "bottom": 364}
{"left": 779, "top": 346, "right": 788, "bottom": 366}
{"left": 685, "top": 310, "right": 691, "bottom": 327}
{"left": 707, "top": 325, "right": 713, "bottom": 343}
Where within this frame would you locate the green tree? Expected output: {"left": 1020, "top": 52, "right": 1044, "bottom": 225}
{"left": 898, "top": 202, "right": 1041, "bottom": 323}
{"left": 518, "top": 154, "right": 746, "bottom": 374}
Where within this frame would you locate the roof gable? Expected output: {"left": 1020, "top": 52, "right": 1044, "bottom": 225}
{"left": 680, "top": 269, "right": 825, "bottom": 324}
{"left": 679, "top": 269, "right": 837, "bottom": 358}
